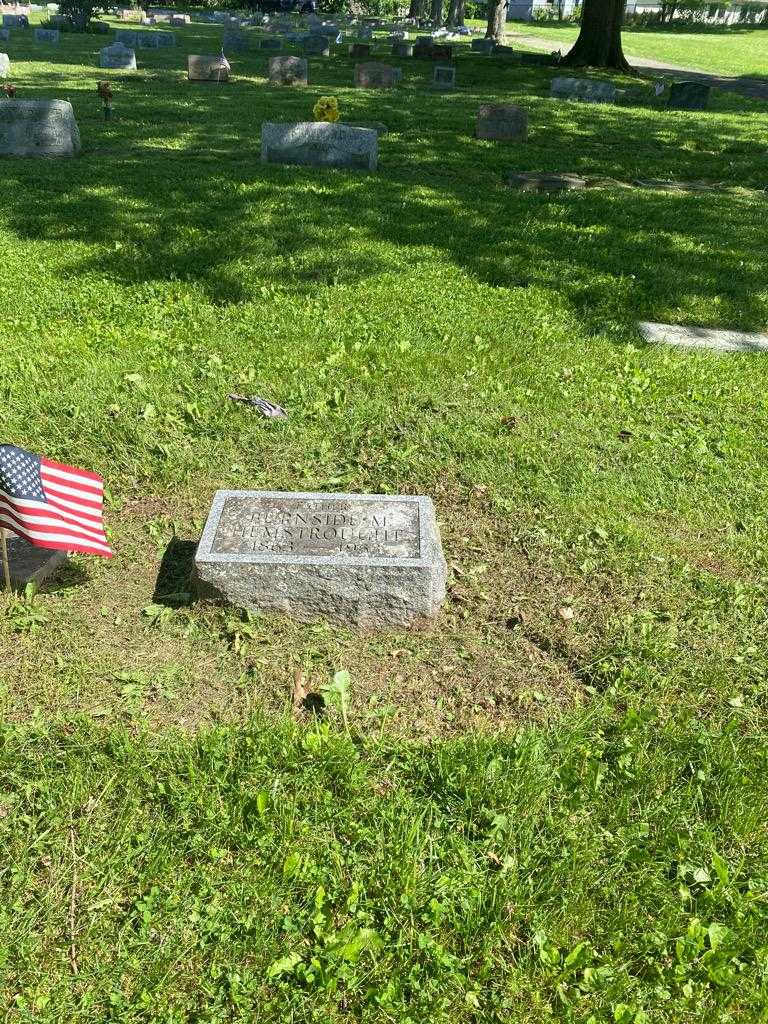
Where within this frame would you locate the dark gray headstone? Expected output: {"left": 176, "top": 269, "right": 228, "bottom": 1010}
{"left": 115, "top": 29, "right": 139, "bottom": 46}
{"left": 194, "top": 490, "right": 447, "bottom": 627}
{"left": 34, "top": 28, "right": 60, "bottom": 43}
{"left": 350, "top": 42, "right": 371, "bottom": 58}
{"left": 2, "top": 14, "right": 28, "bottom": 28}
{"left": 261, "top": 121, "right": 377, "bottom": 171}
{"left": 355, "top": 61, "right": 397, "bottom": 88}
{"left": 471, "top": 38, "right": 495, "bottom": 54}
{"left": 477, "top": 103, "right": 528, "bottom": 142}
{"left": 668, "top": 80, "right": 710, "bottom": 111}
{"left": 392, "top": 41, "right": 413, "bottom": 58}
{"left": 137, "top": 30, "right": 175, "bottom": 48}
{"left": 260, "top": 37, "right": 282, "bottom": 50}
{"left": 3, "top": 535, "right": 67, "bottom": 591}
{"left": 433, "top": 64, "right": 455, "bottom": 89}
{"left": 303, "top": 34, "right": 330, "bottom": 56}
{"left": 188, "top": 54, "right": 230, "bottom": 82}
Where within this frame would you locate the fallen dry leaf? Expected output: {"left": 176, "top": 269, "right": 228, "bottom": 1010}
{"left": 557, "top": 606, "right": 575, "bottom": 622}
{"left": 292, "top": 669, "right": 308, "bottom": 714}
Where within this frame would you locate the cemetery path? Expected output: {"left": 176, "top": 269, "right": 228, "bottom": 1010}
{"left": 508, "top": 32, "right": 768, "bottom": 101}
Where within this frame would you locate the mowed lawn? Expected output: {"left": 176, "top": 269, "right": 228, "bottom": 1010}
{"left": 503, "top": 20, "right": 768, "bottom": 78}
{"left": 1, "top": 15, "right": 768, "bottom": 1023}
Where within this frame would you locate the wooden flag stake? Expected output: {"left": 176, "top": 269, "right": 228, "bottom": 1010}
{"left": 1, "top": 528, "right": 11, "bottom": 594}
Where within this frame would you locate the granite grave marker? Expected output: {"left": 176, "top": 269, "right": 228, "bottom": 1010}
{"left": 268, "top": 55, "right": 307, "bottom": 86}
{"left": 261, "top": 121, "right": 377, "bottom": 170}
{"left": 194, "top": 490, "right": 447, "bottom": 627}
{"left": 0, "top": 99, "right": 80, "bottom": 157}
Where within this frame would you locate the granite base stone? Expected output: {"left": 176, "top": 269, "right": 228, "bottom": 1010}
{"left": 550, "top": 76, "right": 617, "bottom": 103}
{"left": 194, "top": 491, "right": 447, "bottom": 628}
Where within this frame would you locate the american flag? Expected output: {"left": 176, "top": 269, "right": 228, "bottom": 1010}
{"left": 0, "top": 444, "right": 112, "bottom": 557}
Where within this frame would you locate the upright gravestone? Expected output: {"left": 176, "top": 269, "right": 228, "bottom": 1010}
{"left": 430, "top": 43, "right": 453, "bottom": 61}
{"left": 138, "top": 31, "right": 175, "bottom": 48}
{"left": 471, "top": 37, "right": 495, "bottom": 54}
{"left": 668, "top": 80, "right": 710, "bottom": 111}
{"left": 303, "top": 34, "right": 330, "bottom": 56}
{"left": 268, "top": 55, "right": 308, "bottom": 86}
{"left": 350, "top": 41, "right": 371, "bottom": 58}
{"left": 0, "top": 29, "right": 9, "bottom": 42}
{"left": 35, "top": 28, "right": 59, "bottom": 43}
{"left": 194, "top": 490, "right": 447, "bottom": 627}
{"left": 100, "top": 41, "right": 137, "bottom": 70}
{"left": 550, "top": 76, "right": 616, "bottom": 103}
{"left": 392, "top": 40, "right": 413, "bottom": 57}
{"left": 433, "top": 64, "right": 455, "bottom": 89}
{"left": 188, "top": 54, "right": 230, "bottom": 82}
{"left": 170, "top": 14, "right": 190, "bottom": 26}
{"left": 2, "top": 534, "right": 67, "bottom": 592}
{"left": 355, "top": 61, "right": 397, "bottom": 88}
{"left": 223, "top": 30, "right": 248, "bottom": 52}
{"left": 0, "top": 53, "right": 8, "bottom": 77}
{"left": 2, "top": 14, "right": 28, "bottom": 28}
{"left": 115, "top": 29, "right": 139, "bottom": 46}
{"left": 261, "top": 121, "right": 377, "bottom": 171}
{"left": 476, "top": 103, "right": 528, "bottom": 141}
{"left": 0, "top": 100, "right": 81, "bottom": 157}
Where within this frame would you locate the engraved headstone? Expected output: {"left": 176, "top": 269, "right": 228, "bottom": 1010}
{"left": 34, "top": 27, "right": 59, "bottom": 42}
{"left": 550, "top": 76, "right": 616, "bottom": 103}
{"left": 350, "top": 41, "right": 371, "bottom": 58}
{"left": 115, "top": 29, "right": 139, "bottom": 46}
{"left": 2, "top": 14, "right": 28, "bottom": 27}
{"left": 429, "top": 43, "right": 452, "bottom": 61}
{"left": 170, "top": 14, "right": 190, "bottom": 26}
{"left": 195, "top": 491, "right": 447, "bottom": 627}
{"left": 668, "top": 80, "right": 710, "bottom": 111}
{"left": 0, "top": 29, "right": 9, "bottom": 42}
{"left": 477, "top": 103, "right": 528, "bottom": 142}
{"left": 100, "top": 41, "right": 137, "bottom": 70}
{"left": 471, "top": 37, "right": 495, "bottom": 54}
{"left": 261, "top": 121, "right": 377, "bottom": 170}
{"left": 392, "top": 40, "right": 413, "bottom": 57}
{"left": 0, "top": 99, "right": 81, "bottom": 157}
{"left": 354, "top": 61, "right": 397, "bottom": 88}
{"left": 268, "top": 55, "right": 308, "bottom": 86}
{"left": 188, "top": 54, "right": 230, "bottom": 82}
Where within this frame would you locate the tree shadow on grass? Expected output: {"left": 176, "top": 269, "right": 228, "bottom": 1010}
{"left": 0, "top": 65, "right": 766, "bottom": 330}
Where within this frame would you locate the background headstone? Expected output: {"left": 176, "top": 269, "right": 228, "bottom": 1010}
{"left": 268, "top": 55, "right": 307, "bottom": 86}
{"left": 115, "top": 29, "right": 139, "bottom": 46}
{"left": 433, "top": 64, "right": 455, "bottom": 89}
{"left": 0, "top": 53, "right": 8, "bottom": 77}
{"left": 260, "top": 37, "right": 281, "bottom": 50}
{"left": 350, "top": 42, "right": 371, "bottom": 58}
{"left": 471, "top": 37, "right": 495, "bottom": 54}
{"left": 34, "top": 27, "right": 59, "bottom": 42}
{"left": 3, "top": 534, "right": 67, "bottom": 591}
{"left": 0, "top": 99, "right": 81, "bottom": 157}
{"left": 303, "top": 34, "right": 330, "bottom": 56}
{"left": 188, "top": 54, "right": 230, "bottom": 82}
{"left": 194, "top": 491, "right": 446, "bottom": 627}
{"left": 2, "top": 14, "right": 28, "bottom": 27}
{"left": 355, "top": 61, "right": 397, "bottom": 88}
{"left": 137, "top": 30, "right": 175, "bottom": 48}
{"left": 261, "top": 121, "right": 377, "bottom": 171}
{"left": 550, "top": 76, "right": 617, "bottom": 103}
{"left": 477, "top": 103, "right": 528, "bottom": 141}
{"left": 223, "top": 30, "right": 248, "bottom": 52}
{"left": 392, "top": 40, "right": 413, "bottom": 57}
{"left": 668, "top": 80, "right": 710, "bottom": 110}
{"left": 100, "top": 41, "right": 137, "bottom": 70}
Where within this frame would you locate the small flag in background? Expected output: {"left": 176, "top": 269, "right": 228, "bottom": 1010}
{"left": 0, "top": 444, "right": 112, "bottom": 557}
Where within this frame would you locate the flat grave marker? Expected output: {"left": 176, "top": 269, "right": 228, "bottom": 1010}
{"left": 261, "top": 121, "right": 377, "bottom": 170}
{"left": 550, "top": 76, "right": 617, "bottom": 103}
{"left": 638, "top": 321, "right": 768, "bottom": 353}
{"left": 194, "top": 490, "right": 447, "bottom": 628}
{"left": 477, "top": 103, "right": 528, "bottom": 141}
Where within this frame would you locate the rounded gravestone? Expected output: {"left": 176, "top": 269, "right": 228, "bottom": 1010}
{"left": 0, "top": 53, "right": 9, "bottom": 78}
{"left": 100, "top": 41, "right": 137, "bottom": 70}
{"left": 0, "top": 100, "right": 81, "bottom": 158}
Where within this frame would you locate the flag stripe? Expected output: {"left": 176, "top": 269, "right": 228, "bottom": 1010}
{"left": 41, "top": 478, "right": 104, "bottom": 507}
{"left": 42, "top": 458, "right": 103, "bottom": 487}
{"left": 0, "top": 520, "right": 112, "bottom": 556}
{"left": 45, "top": 493, "right": 103, "bottom": 522}
{"left": 1, "top": 488, "right": 103, "bottom": 526}
{"left": 0, "top": 498, "right": 107, "bottom": 545}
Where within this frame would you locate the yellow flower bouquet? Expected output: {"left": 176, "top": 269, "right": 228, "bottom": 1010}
{"left": 313, "top": 96, "right": 340, "bottom": 123}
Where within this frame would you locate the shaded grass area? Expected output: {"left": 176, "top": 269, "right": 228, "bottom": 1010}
{"left": 1, "top": 17, "right": 768, "bottom": 1022}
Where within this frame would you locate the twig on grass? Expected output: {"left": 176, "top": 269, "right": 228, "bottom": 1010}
{"left": 68, "top": 823, "right": 79, "bottom": 977}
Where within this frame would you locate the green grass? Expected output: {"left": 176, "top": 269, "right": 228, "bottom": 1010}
{"left": 501, "top": 20, "right": 768, "bottom": 78}
{"left": 1, "top": 13, "right": 768, "bottom": 1022}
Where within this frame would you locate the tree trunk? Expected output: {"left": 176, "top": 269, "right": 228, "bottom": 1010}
{"left": 485, "top": 0, "right": 507, "bottom": 41}
{"left": 408, "top": 0, "right": 426, "bottom": 19}
{"left": 561, "top": 0, "right": 630, "bottom": 69}
{"left": 431, "top": 0, "right": 444, "bottom": 27}
{"left": 446, "top": 0, "right": 465, "bottom": 26}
